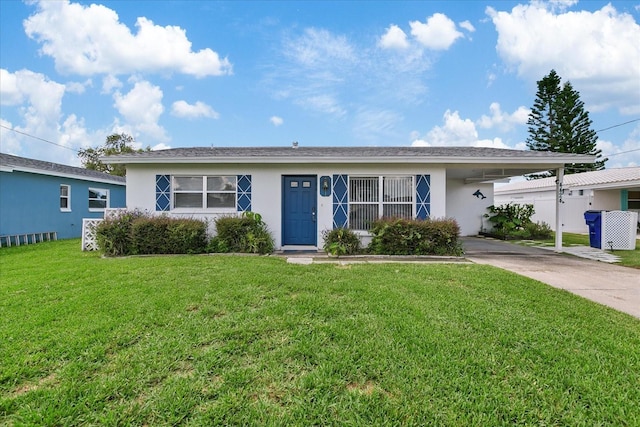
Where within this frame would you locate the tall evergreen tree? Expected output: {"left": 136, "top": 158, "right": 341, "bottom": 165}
{"left": 526, "top": 70, "right": 606, "bottom": 178}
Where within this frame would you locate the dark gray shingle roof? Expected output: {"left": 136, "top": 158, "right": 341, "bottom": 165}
{"left": 0, "top": 153, "right": 126, "bottom": 184}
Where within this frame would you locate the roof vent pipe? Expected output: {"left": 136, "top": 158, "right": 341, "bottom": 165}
{"left": 292, "top": 141, "right": 298, "bottom": 148}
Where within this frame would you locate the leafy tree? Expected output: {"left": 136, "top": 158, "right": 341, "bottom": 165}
{"left": 78, "top": 133, "right": 148, "bottom": 176}
{"left": 526, "top": 69, "right": 606, "bottom": 178}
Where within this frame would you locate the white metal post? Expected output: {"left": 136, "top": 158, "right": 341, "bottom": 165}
{"left": 555, "top": 167, "right": 564, "bottom": 251}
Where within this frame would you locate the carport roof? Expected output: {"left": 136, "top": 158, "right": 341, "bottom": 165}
{"left": 495, "top": 166, "right": 640, "bottom": 193}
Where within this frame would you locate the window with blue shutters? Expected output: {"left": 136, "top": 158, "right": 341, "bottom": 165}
{"left": 155, "top": 174, "right": 252, "bottom": 212}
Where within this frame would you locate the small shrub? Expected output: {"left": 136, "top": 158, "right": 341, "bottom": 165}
{"left": 166, "top": 219, "right": 208, "bottom": 254}
{"left": 529, "top": 221, "right": 552, "bottom": 239}
{"left": 484, "top": 203, "right": 545, "bottom": 240}
{"left": 322, "top": 228, "right": 361, "bottom": 256}
{"left": 211, "top": 211, "right": 274, "bottom": 254}
{"left": 368, "top": 217, "right": 462, "bottom": 256}
{"left": 96, "top": 209, "right": 147, "bottom": 256}
{"left": 132, "top": 216, "right": 207, "bottom": 255}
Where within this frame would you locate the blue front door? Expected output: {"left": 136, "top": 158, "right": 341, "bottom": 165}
{"left": 283, "top": 176, "right": 317, "bottom": 245}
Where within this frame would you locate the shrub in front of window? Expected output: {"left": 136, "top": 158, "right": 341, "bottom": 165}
{"left": 96, "top": 209, "right": 147, "bottom": 256}
{"left": 131, "top": 216, "right": 208, "bottom": 255}
{"left": 322, "top": 228, "right": 361, "bottom": 257}
{"left": 368, "top": 217, "right": 462, "bottom": 256}
{"left": 96, "top": 210, "right": 208, "bottom": 256}
{"left": 209, "top": 211, "right": 274, "bottom": 254}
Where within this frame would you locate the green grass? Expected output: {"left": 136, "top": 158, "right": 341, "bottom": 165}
{"left": 2, "top": 240, "right": 639, "bottom": 426}
{"left": 519, "top": 232, "right": 640, "bottom": 269}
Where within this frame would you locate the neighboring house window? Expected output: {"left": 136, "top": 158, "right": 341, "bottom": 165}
{"left": 60, "top": 185, "right": 71, "bottom": 211}
{"left": 628, "top": 191, "right": 640, "bottom": 209}
{"left": 349, "top": 176, "right": 413, "bottom": 230}
{"left": 88, "top": 188, "right": 109, "bottom": 211}
{"left": 172, "top": 176, "right": 237, "bottom": 209}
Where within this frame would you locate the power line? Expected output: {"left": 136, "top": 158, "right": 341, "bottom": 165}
{"left": 603, "top": 147, "right": 640, "bottom": 157}
{"left": 595, "top": 118, "right": 640, "bottom": 133}
{"left": 0, "top": 124, "right": 79, "bottom": 153}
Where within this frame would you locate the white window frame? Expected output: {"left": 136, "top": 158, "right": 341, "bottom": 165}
{"left": 348, "top": 175, "right": 415, "bottom": 231}
{"left": 172, "top": 175, "right": 237, "bottom": 211}
{"left": 60, "top": 184, "right": 71, "bottom": 212}
{"left": 88, "top": 187, "right": 109, "bottom": 212}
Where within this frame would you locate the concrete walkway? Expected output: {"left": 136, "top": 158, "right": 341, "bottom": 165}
{"left": 461, "top": 237, "right": 640, "bottom": 319}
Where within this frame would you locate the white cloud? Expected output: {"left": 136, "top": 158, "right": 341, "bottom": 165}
{"left": 171, "top": 100, "right": 219, "bottom": 120}
{"left": 0, "top": 69, "right": 24, "bottom": 105}
{"left": 284, "top": 27, "right": 355, "bottom": 69}
{"left": 0, "top": 69, "right": 106, "bottom": 165}
{"left": 270, "top": 116, "right": 283, "bottom": 126}
{"left": 301, "top": 94, "right": 347, "bottom": 117}
{"left": 65, "top": 79, "right": 91, "bottom": 94}
{"left": 0, "top": 69, "right": 65, "bottom": 123}
{"left": 459, "top": 20, "right": 476, "bottom": 32}
{"left": 271, "top": 28, "right": 356, "bottom": 117}
{"left": 476, "top": 102, "right": 529, "bottom": 132}
{"left": 151, "top": 142, "right": 172, "bottom": 151}
{"left": 271, "top": 25, "right": 432, "bottom": 119}
{"left": 113, "top": 80, "right": 168, "bottom": 142}
{"left": 352, "top": 108, "right": 403, "bottom": 142}
{"left": 379, "top": 24, "right": 409, "bottom": 50}
{"left": 102, "top": 75, "right": 122, "bottom": 94}
{"left": 23, "top": 0, "right": 232, "bottom": 77}
{"left": 409, "top": 13, "right": 463, "bottom": 50}
{"left": 598, "top": 124, "right": 640, "bottom": 168}
{"left": 487, "top": 3, "right": 640, "bottom": 114}
{"left": 411, "top": 109, "right": 516, "bottom": 149}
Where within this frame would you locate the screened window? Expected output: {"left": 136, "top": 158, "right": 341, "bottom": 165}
{"left": 88, "top": 188, "right": 109, "bottom": 211}
{"left": 173, "top": 176, "right": 236, "bottom": 209}
{"left": 60, "top": 185, "right": 70, "bottom": 211}
{"left": 349, "top": 176, "right": 413, "bottom": 230}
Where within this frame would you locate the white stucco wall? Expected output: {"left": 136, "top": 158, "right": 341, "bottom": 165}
{"left": 125, "top": 163, "right": 448, "bottom": 249}
{"left": 445, "top": 178, "right": 494, "bottom": 236}
{"left": 494, "top": 188, "right": 624, "bottom": 233}
{"left": 593, "top": 189, "right": 622, "bottom": 211}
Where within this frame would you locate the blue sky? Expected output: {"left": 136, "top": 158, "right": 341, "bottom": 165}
{"left": 1, "top": 0, "right": 639, "bottom": 170}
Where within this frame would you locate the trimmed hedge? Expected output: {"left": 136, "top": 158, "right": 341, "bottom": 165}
{"left": 96, "top": 211, "right": 207, "bottom": 256}
{"left": 368, "top": 217, "right": 462, "bottom": 256}
{"left": 131, "top": 216, "right": 207, "bottom": 255}
{"left": 95, "top": 209, "right": 147, "bottom": 257}
{"left": 209, "top": 212, "right": 274, "bottom": 254}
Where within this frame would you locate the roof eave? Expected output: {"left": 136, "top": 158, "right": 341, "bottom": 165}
{"left": 103, "top": 154, "right": 595, "bottom": 166}
{"left": 3, "top": 165, "right": 126, "bottom": 185}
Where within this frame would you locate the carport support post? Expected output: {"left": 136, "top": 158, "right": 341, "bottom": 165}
{"left": 555, "top": 167, "right": 564, "bottom": 251}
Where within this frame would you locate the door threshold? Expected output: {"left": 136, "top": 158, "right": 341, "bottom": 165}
{"left": 279, "top": 245, "right": 320, "bottom": 253}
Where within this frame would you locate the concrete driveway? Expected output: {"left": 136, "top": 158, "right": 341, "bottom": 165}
{"left": 462, "top": 237, "right": 640, "bottom": 319}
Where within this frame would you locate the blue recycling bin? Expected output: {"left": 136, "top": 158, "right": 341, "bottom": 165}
{"left": 584, "top": 210, "right": 602, "bottom": 249}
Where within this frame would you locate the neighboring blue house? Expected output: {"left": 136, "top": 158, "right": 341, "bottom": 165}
{"left": 0, "top": 153, "right": 126, "bottom": 243}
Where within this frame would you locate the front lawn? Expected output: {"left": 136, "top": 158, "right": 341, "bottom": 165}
{"left": 1, "top": 240, "right": 639, "bottom": 426}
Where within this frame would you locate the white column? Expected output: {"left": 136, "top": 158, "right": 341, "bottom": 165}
{"left": 555, "top": 167, "right": 564, "bottom": 251}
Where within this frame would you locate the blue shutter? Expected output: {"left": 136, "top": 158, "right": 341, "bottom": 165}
{"left": 155, "top": 175, "right": 171, "bottom": 211}
{"left": 332, "top": 174, "right": 348, "bottom": 228}
{"left": 237, "top": 175, "right": 251, "bottom": 212}
{"left": 416, "top": 174, "right": 430, "bottom": 219}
